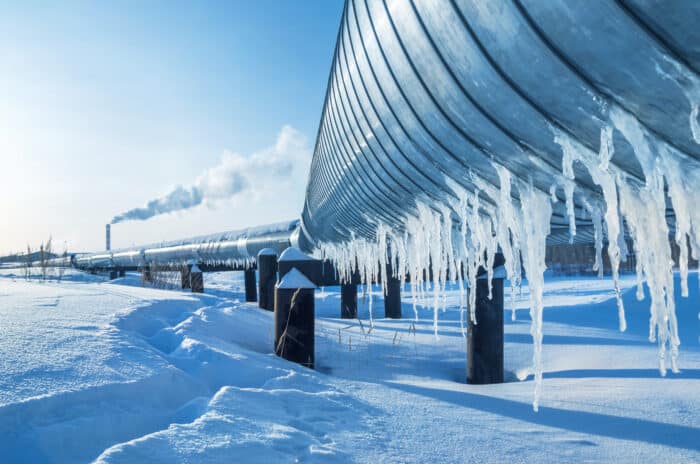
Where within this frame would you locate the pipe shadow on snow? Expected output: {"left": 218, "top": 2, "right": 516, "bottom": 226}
{"left": 340, "top": 276, "right": 700, "bottom": 350}
{"left": 385, "top": 382, "right": 700, "bottom": 451}
{"left": 541, "top": 275, "right": 700, "bottom": 349}
{"left": 505, "top": 332, "right": 648, "bottom": 347}
{"left": 544, "top": 368, "right": 700, "bottom": 379}
{"left": 198, "top": 285, "right": 241, "bottom": 301}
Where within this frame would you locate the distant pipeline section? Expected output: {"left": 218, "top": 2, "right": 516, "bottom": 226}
{"left": 50, "top": 220, "right": 301, "bottom": 272}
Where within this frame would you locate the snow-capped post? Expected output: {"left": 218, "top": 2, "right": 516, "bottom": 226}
{"left": 257, "top": 248, "right": 278, "bottom": 311}
{"left": 244, "top": 268, "right": 257, "bottom": 302}
{"left": 340, "top": 284, "right": 357, "bottom": 319}
{"left": 384, "top": 263, "right": 402, "bottom": 319}
{"left": 181, "top": 264, "right": 192, "bottom": 289}
{"left": 467, "top": 253, "right": 505, "bottom": 385}
{"left": 190, "top": 263, "right": 204, "bottom": 293}
{"left": 277, "top": 247, "right": 321, "bottom": 284}
{"left": 274, "top": 267, "right": 316, "bottom": 369}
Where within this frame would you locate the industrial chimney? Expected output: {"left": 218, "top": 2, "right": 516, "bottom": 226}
{"left": 106, "top": 224, "right": 111, "bottom": 251}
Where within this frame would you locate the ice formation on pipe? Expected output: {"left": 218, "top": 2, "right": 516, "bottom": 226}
{"left": 553, "top": 104, "right": 700, "bottom": 376}
{"left": 301, "top": 0, "right": 700, "bottom": 411}
{"left": 317, "top": 102, "right": 700, "bottom": 407}
{"left": 319, "top": 171, "right": 555, "bottom": 408}
{"left": 313, "top": 100, "right": 700, "bottom": 410}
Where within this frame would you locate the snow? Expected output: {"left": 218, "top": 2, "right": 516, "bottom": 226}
{"left": 277, "top": 268, "right": 317, "bottom": 289}
{"left": 0, "top": 268, "right": 698, "bottom": 462}
{"left": 278, "top": 247, "right": 314, "bottom": 262}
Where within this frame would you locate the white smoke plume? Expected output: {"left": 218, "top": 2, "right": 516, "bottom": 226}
{"left": 110, "top": 125, "right": 310, "bottom": 224}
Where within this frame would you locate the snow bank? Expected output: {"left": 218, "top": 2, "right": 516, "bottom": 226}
{"left": 0, "top": 270, "right": 698, "bottom": 462}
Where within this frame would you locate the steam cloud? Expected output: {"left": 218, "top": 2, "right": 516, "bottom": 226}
{"left": 110, "top": 125, "right": 309, "bottom": 224}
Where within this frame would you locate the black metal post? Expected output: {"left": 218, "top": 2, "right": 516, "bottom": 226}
{"left": 118, "top": 269, "right": 126, "bottom": 278}
{"left": 244, "top": 268, "right": 257, "bottom": 302}
{"left": 340, "top": 284, "right": 357, "bottom": 319}
{"left": 258, "top": 249, "right": 278, "bottom": 311}
{"left": 274, "top": 268, "right": 316, "bottom": 368}
{"left": 384, "top": 275, "right": 402, "bottom": 319}
{"left": 190, "top": 264, "right": 204, "bottom": 293}
{"left": 467, "top": 274, "right": 504, "bottom": 384}
{"left": 109, "top": 271, "right": 118, "bottom": 280}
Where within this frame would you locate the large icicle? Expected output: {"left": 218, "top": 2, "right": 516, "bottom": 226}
{"left": 657, "top": 145, "right": 700, "bottom": 297}
{"left": 493, "top": 164, "right": 522, "bottom": 320}
{"left": 554, "top": 129, "right": 627, "bottom": 331}
{"left": 516, "top": 181, "right": 552, "bottom": 412}
{"left": 610, "top": 106, "right": 680, "bottom": 374}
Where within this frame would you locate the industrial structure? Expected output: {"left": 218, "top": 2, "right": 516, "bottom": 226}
{"left": 7, "top": 1, "right": 700, "bottom": 386}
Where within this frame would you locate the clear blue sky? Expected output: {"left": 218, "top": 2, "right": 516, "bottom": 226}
{"left": 0, "top": 0, "right": 343, "bottom": 253}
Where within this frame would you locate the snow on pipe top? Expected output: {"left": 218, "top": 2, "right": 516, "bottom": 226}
{"left": 298, "top": 0, "right": 700, "bottom": 409}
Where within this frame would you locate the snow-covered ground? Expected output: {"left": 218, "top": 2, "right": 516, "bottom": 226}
{"left": 0, "top": 267, "right": 698, "bottom": 463}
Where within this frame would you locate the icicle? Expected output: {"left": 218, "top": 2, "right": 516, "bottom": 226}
{"left": 377, "top": 224, "right": 388, "bottom": 296}
{"left": 425, "top": 204, "right": 443, "bottom": 339}
{"left": 610, "top": 106, "right": 680, "bottom": 374}
{"left": 599, "top": 125, "right": 614, "bottom": 170}
{"left": 561, "top": 145, "right": 577, "bottom": 242}
{"left": 554, "top": 129, "right": 627, "bottom": 331}
{"left": 549, "top": 184, "right": 558, "bottom": 203}
{"left": 581, "top": 196, "right": 605, "bottom": 278}
{"left": 439, "top": 204, "right": 456, "bottom": 313}
{"left": 467, "top": 191, "right": 484, "bottom": 324}
{"left": 493, "top": 164, "right": 522, "bottom": 321}
{"left": 658, "top": 145, "right": 700, "bottom": 298}
{"left": 690, "top": 103, "right": 700, "bottom": 145}
{"left": 516, "top": 180, "right": 552, "bottom": 412}
{"left": 456, "top": 258, "right": 467, "bottom": 337}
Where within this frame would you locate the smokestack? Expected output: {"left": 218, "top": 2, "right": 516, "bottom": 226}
{"left": 106, "top": 224, "right": 111, "bottom": 251}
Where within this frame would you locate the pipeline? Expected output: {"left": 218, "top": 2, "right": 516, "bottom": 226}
{"left": 68, "top": 220, "right": 299, "bottom": 272}
{"left": 298, "top": 0, "right": 699, "bottom": 250}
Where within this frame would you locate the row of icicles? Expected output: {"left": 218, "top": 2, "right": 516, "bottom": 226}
{"left": 317, "top": 103, "right": 700, "bottom": 411}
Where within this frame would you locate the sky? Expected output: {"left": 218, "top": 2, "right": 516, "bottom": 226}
{"left": 0, "top": 0, "right": 344, "bottom": 254}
